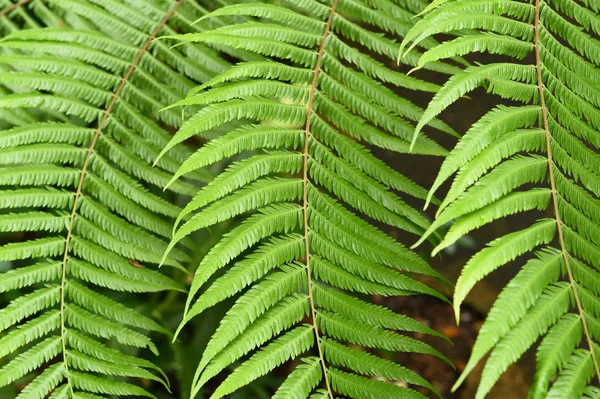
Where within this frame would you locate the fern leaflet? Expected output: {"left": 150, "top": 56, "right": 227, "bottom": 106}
{"left": 402, "top": 0, "right": 600, "bottom": 397}
{"left": 0, "top": 0, "right": 227, "bottom": 397}
{"left": 161, "top": 1, "right": 458, "bottom": 398}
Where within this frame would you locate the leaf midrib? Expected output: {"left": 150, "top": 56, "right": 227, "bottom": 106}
{"left": 0, "top": 0, "right": 32, "bottom": 17}
{"left": 302, "top": 1, "right": 339, "bottom": 398}
{"left": 56, "top": 1, "right": 186, "bottom": 394}
{"left": 534, "top": 0, "right": 600, "bottom": 380}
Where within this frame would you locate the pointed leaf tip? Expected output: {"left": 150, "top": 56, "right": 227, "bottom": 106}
{"left": 192, "top": 14, "right": 211, "bottom": 26}
{"left": 164, "top": 175, "right": 179, "bottom": 191}
{"left": 407, "top": 66, "right": 421, "bottom": 76}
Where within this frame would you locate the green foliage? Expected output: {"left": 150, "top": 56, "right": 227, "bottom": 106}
{"left": 5, "top": 0, "right": 597, "bottom": 398}
{"left": 402, "top": 0, "right": 600, "bottom": 397}
{"left": 0, "top": 0, "right": 233, "bottom": 397}
{"left": 160, "top": 0, "right": 459, "bottom": 398}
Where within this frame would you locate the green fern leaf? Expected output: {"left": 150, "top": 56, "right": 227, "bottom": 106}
{"left": 163, "top": 1, "right": 456, "bottom": 398}
{"left": 0, "top": 0, "right": 234, "bottom": 396}
{"left": 403, "top": 0, "right": 600, "bottom": 396}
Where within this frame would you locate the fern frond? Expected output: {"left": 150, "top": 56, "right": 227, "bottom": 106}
{"left": 403, "top": 0, "right": 600, "bottom": 397}
{"left": 0, "top": 0, "right": 232, "bottom": 396}
{"left": 163, "top": 1, "right": 455, "bottom": 398}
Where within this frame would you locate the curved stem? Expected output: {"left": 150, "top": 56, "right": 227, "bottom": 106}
{"left": 302, "top": 0, "right": 338, "bottom": 397}
{"left": 58, "top": 1, "right": 186, "bottom": 394}
{"left": 0, "top": 0, "right": 33, "bottom": 17}
{"left": 533, "top": 0, "right": 600, "bottom": 379}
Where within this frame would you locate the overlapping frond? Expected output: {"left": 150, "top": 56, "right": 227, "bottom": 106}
{"left": 402, "top": 0, "right": 600, "bottom": 397}
{"left": 161, "top": 1, "right": 458, "bottom": 398}
{"left": 0, "top": 0, "right": 230, "bottom": 397}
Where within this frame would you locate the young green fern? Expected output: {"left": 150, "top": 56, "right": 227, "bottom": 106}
{"left": 402, "top": 0, "right": 600, "bottom": 397}
{"left": 0, "top": 0, "right": 231, "bottom": 397}
{"left": 161, "top": 1, "right": 460, "bottom": 398}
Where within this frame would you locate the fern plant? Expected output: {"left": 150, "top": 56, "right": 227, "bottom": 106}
{"left": 0, "top": 0, "right": 235, "bottom": 397}
{"left": 401, "top": 0, "right": 600, "bottom": 398}
{"left": 158, "top": 1, "right": 463, "bottom": 398}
